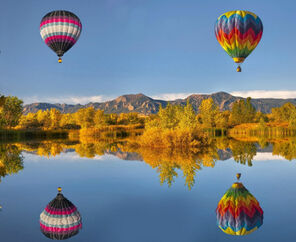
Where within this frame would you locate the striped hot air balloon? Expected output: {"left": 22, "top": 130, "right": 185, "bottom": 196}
{"left": 214, "top": 10, "right": 263, "bottom": 72}
{"left": 40, "top": 10, "right": 82, "bottom": 63}
{"left": 40, "top": 187, "right": 82, "bottom": 240}
{"left": 216, "top": 181, "right": 263, "bottom": 235}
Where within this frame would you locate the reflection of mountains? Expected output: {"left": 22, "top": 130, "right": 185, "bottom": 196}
{"left": 217, "top": 149, "right": 233, "bottom": 161}
{"left": 217, "top": 145, "right": 273, "bottom": 161}
{"left": 21, "top": 147, "right": 236, "bottom": 162}
{"left": 106, "top": 148, "right": 233, "bottom": 162}
{"left": 105, "top": 149, "right": 143, "bottom": 161}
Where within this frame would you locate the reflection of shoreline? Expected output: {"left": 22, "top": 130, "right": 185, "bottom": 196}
{"left": 5, "top": 137, "right": 296, "bottom": 189}
{"left": 23, "top": 149, "right": 287, "bottom": 162}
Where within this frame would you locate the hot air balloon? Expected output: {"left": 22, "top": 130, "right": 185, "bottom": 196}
{"left": 216, "top": 174, "right": 263, "bottom": 235}
{"left": 40, "top": 10, "right": 82, "bottom": 63}
{"left": 214, "top": 10, "right": 263, "bottom": 72}
{"left": 40, "top": 187, "right": 82, "bottom": 240}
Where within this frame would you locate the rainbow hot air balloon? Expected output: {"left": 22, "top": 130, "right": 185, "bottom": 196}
{"left": 214, "top": 10, "right": 263, "bottom": 72}
{"left": 40, "top": 187, "right": 82, "bottom": 240}
{"left": 216, "top": 175, "right": 263, "bottom": 235}
{"left": 40, "top": 10, "right": 82, "bottom": 63}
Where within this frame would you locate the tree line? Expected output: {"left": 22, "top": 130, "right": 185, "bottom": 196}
{"left": 1, "top": 93, "right": 296, "bottom": 132}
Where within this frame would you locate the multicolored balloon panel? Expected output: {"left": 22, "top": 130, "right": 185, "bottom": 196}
{"left": 40, "top": 192, "right": 82, "bottom": 240}
{"left": 214, "top": 10, "right": 263, "bottom": 70}
{"left": 40, "top": 10, "right": 82, "bottom": 62}
{"left": 216, "top": 182, "right": 263, "bottom": 236}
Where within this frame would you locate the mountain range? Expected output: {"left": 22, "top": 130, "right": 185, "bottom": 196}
{"left": 23, "top": 92, "right": 296, "bottom": 115}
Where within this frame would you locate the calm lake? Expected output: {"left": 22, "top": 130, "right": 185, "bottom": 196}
{"left": 0, "top": 138, "right": 295, "bottom": 242}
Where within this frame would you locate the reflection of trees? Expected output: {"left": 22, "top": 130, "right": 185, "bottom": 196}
{"left": 15, "top": 141, "right": 78, "bottom": 157}
{"left": 0, "top": 144, "right": 24, "bottom": 182}
{"left": 272, "top": 139, "right": 296, "bottom": 160}
{"left": 258, "top": 137, "right": 269, "bottom": 149}
{"left": 9, "top": 136, "right": 296, "bottom": 189}
{"left": 229, "top": 140, "right": 257, "bottom": 166}
{"left": 133, "top": 146, "right": 219, "bottom": 189}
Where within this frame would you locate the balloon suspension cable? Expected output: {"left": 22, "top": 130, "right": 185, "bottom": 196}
{"left": 236, "top": 173, "right": 241, "bottom": 181}
{"left": 58, "top": 187, "right": 62, "bottom": 193}
{"left": 58, "top": 57, "right": 62, "bottom": 63}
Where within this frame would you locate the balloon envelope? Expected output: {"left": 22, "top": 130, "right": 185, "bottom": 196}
{"left": 214, "top": 10, "right": 263, "bottom": 69}
{"left": 40, "top": 192, "right": 82, "bottom": 240}
{"left": 216, "top": 182, "right": 263, "bottom": 235}
{"left": 40, "top": 10, "right": 82, "bottom": 61}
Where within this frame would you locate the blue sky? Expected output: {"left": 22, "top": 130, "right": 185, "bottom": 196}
{"left": 1, "top": 0, "right": 296, "bottom": 104}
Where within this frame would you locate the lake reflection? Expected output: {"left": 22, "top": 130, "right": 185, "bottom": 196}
{"left": 0, "top": 143, "right": 24, "bottom": 182}
{"left": 3, "top": 137, "right": 296, "bottom": 189}
{"left": 0, "top": 137, "right": 296, "bottom": 242}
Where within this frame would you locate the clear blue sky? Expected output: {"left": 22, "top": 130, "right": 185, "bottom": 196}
{"left": 1, "top": 0, "right": 296, "bottom": 104}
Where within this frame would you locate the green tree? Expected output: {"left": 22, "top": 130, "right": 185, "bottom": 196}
{"left": 0, "top": 96, "right": 23, "bottom": 128}
{"left": 245, "top": 97, "right": 256, "bottom": 122}
{"left": 288, "top": 109, "right": 296, "bottom": 129}
{"left": 272, "top": 102, "right": 296, "bottom": 123}
{"left": 230, "top": 97, "right": 256, "bottom": 125}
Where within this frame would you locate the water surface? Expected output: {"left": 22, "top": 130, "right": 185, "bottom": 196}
{"left": 0, "top": 139, "right": 295, "bottom": 242}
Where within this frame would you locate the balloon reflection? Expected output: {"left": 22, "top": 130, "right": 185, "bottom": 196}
{"left": 40, "top": 187, "right": 82, "bottom": 240}
{"left": 216, "top": 175, "right": 263, "bottom": 235}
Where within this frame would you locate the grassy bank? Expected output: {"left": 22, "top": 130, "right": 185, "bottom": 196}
{"left": 229, "top": 122, "right": 296, "bottom": 138}
{"left": 0, "top": 129, "right": 68, "bottom": 142}
{"left": 79, "top": 124, "right": 144, "bottom": 139}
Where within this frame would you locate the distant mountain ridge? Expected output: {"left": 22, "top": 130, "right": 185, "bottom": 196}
{"left": 23, "top": 92, "right": 296, "bottom": 115}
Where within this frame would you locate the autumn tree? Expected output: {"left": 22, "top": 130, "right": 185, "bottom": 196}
{"left": 75, "top": 107, "right": 96, "bottom": 128}
{"left": 215, "top": 111, "right": 230, "bottom": 129}
{"left": 157, "top": 103, "right": 181, "bottom": 129}
{"left": 60, "top": 113, "right": 79, "bottom": 129}
{"left": 178, "top": 101, "right": 196, "bottom": 130}
{"left": 50, "top": 109, "right": 62, "bottom": 129}
{"left": 36, "top": 110, "right": 51, "bottom": 129}
{"left": 271, "top": 102, "right": 296, "bottom": 123}
{"left": 105, "top": 113, "right": 118, "bottom": 125}
{"left": 254, "top": 111, "right": 268, "bottom": 123}
{"left": 18, "top": 113, "right": 39, "bottom": 129}
{"left": 198, "top": 98, "right": 218, "bottom": 128}
{"left": 94, "top": 109, "right": 106, "bottom": 128}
